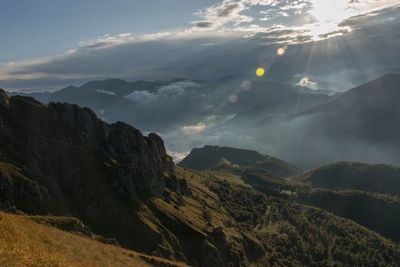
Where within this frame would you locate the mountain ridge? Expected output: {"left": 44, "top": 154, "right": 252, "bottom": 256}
{"left": 178, "top": 145, "right": 301, "bottom": 177}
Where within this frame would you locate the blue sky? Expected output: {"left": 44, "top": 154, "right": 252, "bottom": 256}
{"left": 0, "top": 0, "right": 216, "bottom": 61}
{"left": 0, "top": 0, "right": 399, "bottom": 91}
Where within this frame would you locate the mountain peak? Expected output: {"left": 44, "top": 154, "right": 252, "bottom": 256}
{"left": 180, "top": 145, "right": 300, "bottom": 177}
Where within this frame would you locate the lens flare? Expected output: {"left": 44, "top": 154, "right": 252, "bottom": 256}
{"left": 277, "top": 47, "right": 286, "bottom": 56}
{"left": 241, "top": 81, "right": 252, "bottom": 91}
{"left": 229, "top": 94, "right": 238, "bottom": 103}
{"left": 256, "top": 67, "right": 265, "bottom": 77}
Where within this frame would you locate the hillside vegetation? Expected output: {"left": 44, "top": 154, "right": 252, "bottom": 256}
{"left": 296, "top": 161, "right": 400, "bottom": 195}
{"left": 205, "top": 160, "right": 400, "bottom": 243}
{"left": 171, "top": 167, "right": 400, "bottom": 266}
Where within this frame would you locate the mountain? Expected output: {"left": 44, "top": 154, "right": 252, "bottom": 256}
{"left": 302, "top": 73, "right": 400, "bottom": 117}
{"left": 295, "top": 73, "right": 400, "bottom": 166}
{"left": 218, "top": 80, "right": 330, "bottom": 115}
{"left": 48, "top": 78, "right": 188, "bottom": 130}
{"left": 7, "top": 91, "right": 52, "bottom": 103}
{"left": 236, "top": 73, "right": 400, "bottom": 168}
{"left": 228, "top": 82, "right": 330, "bottom": 124}
{"left": 6, "top": 74, "right": 400, "bottom": 169}
{"left": 13, "top": 78, "right": 331, "bottom": 130}
{"left": 9, "top": 77, "right": 333, "bottom": 162}
{"left": 296, "top": 161, "right": 400, "bottom": 195}
{"left": 178, "top": 145, "right": 301, "bottom": 177}
{"left": 41, "top": 78, "right": 213, "bottom": 132}
{"left": 49, "top": 78, "right": 174, "bottom": 109}
{"left": 2, "top": 90, "right": 400, "bottom": 266}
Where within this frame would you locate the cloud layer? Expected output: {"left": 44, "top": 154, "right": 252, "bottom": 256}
{"left": 0, "top": 2, "right": 399, "bottom": 91}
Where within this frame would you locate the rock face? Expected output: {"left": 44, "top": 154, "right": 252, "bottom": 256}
{"left": 0, "top": 89, "right": 9, "bottom": 109}
{"left": 48, "top": 102, "right": 173, "bottom": 200}
{"left": 0, "top": 92, "right": 175, "bottom": 248}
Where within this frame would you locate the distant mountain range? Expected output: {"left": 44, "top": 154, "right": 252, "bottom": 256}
{"left": 299, "top": 73, "right": 400, "bottom": 147}
{"left": 227, "top": 73, "right": 400, "bottom": 168}
{"left": 8, "top": 73, "right": 400, "bottom": 169}
{"left": 2, "top": 90, "right": 400, "bottom": 266}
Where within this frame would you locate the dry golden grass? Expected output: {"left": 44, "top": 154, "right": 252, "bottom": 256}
{"left": 0, "top": 212, "right": 187, "bottom": 267}
{"left": 152, "top": 168, "right": 243, "bottom": 239}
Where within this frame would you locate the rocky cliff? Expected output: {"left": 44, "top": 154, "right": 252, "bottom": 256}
{"left": 0, "top": 89, "right": 176, "bottom": 248}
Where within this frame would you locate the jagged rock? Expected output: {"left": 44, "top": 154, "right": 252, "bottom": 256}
{"left": 0, "top": 163, "right": 51, "bottom": 214}
{"left": 0, "top": 90, "right": 177, "bottom": 249}
{"left": 0, "top": 89, "right": 9, "bottom": 109}
{"left": 47, "top": 102, "right": 174, "bottom": 200}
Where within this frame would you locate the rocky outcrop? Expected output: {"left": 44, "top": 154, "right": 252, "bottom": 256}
{"left": 0, "top": 89, "right": 8, "bottom": 130}
{"left": 0, "top": 89, "right": 9, "bottom": 109}
{"left": 0, "top": 162, "right": 51, "bottom": 214}
{"left": 47, "top": 102, "right": 174, "bottom": 200}
{"left": 0, "top": 91, "right": 176, "bottom": 249}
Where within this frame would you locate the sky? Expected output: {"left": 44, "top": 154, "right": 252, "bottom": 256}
{"left": 1, "top": 0, "right": 399, "bottom": 91}
{"left": 0, "top": 0, "right": 216, "bottom": 61}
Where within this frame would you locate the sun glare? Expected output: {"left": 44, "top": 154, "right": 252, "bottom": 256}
{"left": 308, "top": 0, "right": 353, "bottom": 39}
{"left": 311, "top": 0, "right": 350, "bottom": 22}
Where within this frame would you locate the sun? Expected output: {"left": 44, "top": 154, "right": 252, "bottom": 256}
{"left": 307, "top": 0, "right": 353, "bottom": 39}
{"left": 310, "top": 0, "right": 350, "bottom": 23}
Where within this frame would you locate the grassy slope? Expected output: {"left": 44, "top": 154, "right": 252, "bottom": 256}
{"left": 0, "top": 212, "right": 186, "bottom": 267}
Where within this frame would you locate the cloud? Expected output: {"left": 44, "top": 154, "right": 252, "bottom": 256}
{"left": 78, "top": 33, "right": 134, "bottom": 49}
{"left": 167, "top": 151, "right": 189, "bottom": 163}
{"left": 193, "top": 0, "right": 252, "bottom": 29}
{"left": 0, "top": 3, "right": 399, "bottom": 92}
{"left": 124, "top": 80, "right": 200, "bottom": 104}
{"left": 297, "top": 77, "right": 318, "bottom": 90}
{"left": 194, "top": 21, "right": 215, "bottom": 28}
{"left": 159, "top": 114, "right": 237, "bottom": 162}
{"left": 182, "top": 122, "right": 207, "bottom": 135}
{"left": 96, "top": 89, "right": 116, "bottom": 95}
{"left": 124, "top": 90, "right": 157, "bottom": 103}
{"left": 192, "top": 0, "right": 399, "bottom": 43}
{"left": 158, "top": 81, "right": 200, "bottom": 96}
